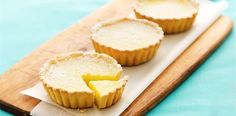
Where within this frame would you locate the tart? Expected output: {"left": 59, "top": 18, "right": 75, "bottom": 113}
{"left": 134, "top": 0, "right": 199, "bottom": 34}
{"left": 89, "top": 77, "right": 127, "bottom": 108}
{"left": 91, "top": 17, "right": 164, "bottom": 66}
{"left": 40, "top": 52, "right": 126, "bottom": 109}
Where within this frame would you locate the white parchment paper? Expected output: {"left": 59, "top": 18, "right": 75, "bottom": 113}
{"left": 21, "top": 1, "right": 227, "bottom": 116}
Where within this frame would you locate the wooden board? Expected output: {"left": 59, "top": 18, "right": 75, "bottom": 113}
{"left": 0, "top": 0, "right": 233, "bottom": 115}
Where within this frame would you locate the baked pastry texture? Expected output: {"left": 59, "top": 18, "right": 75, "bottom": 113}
{"left": 91, "top": 17, "right": 164, "bottom": 66}
{"left": 134, "top": 0, "right": 199, "bottom": 34}
{"left": 40, "top": 52, "right": 127, "bottom": 109}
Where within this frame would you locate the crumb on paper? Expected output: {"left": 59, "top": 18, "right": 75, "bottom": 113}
{"left": 79, "top": 109, "right": 87, "bottom": 113}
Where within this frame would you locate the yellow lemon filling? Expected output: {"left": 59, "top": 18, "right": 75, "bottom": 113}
{"left": 82, "top": 74, "right": 120, "bottom": 85}
{"left": 135, "top": 0, "right": 198, "bottom": 19}
{"left": 92, "top": 18, "right": 162, "bottom": 51}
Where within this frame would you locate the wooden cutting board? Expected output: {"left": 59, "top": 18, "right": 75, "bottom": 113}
{"left": 0, "top": 0, "right": 233, "bottom": 115}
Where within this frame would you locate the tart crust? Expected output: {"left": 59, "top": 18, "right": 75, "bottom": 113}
{"left": 91, "top": 17, "right": 164, "bottom": 66}
{"left": 40, "top": 52, "right": 123, "bottom": 109}
{"left": 134, "top": 0, "right": 199, "bottom": 34}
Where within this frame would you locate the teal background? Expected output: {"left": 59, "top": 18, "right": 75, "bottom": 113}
{"left": 0, "top": 0, "right": 235, "bottom": 116}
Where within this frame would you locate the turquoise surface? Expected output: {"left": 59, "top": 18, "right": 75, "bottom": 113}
{"left": 0, "top": 0, "right": 235, "bottom": 116}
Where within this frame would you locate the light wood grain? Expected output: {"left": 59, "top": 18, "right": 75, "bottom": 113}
{"left": 0, "top": 0, "right": 233, "bottom": 115}
{"left": 0, "top": 0, "right": 135, "bottom": 114}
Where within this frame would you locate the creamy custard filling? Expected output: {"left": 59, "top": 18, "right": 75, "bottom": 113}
{"left": 41, "top": 53, "right": 122, "bottom": 93}
{"left": 89, "top": 81, "right": 124, "bottom": 96}
{"left": 93, "top": 19, "right": 162, "bottom": 50}
{"left": 136, "top": 0, "right": 198, "bottom": 19}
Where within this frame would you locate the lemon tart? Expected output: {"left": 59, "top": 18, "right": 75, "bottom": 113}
{"left": 134, "top": 0, "right": 199, "bottom": 34}
{"left": 89, "top": 77, "right": 127, "bottom": 108}
{"left": 91, "top": 17, "right": 164, "bottom": 66}
{"left": 40, "top": 52, "right": 126, "bottom": 109}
